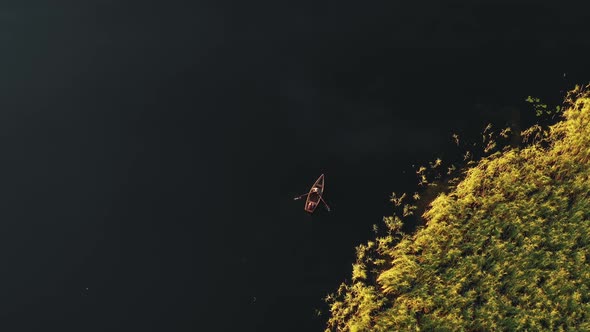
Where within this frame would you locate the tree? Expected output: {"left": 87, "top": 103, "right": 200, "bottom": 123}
{"left": 325, "top": 84, "right": 590, "bottom": 331}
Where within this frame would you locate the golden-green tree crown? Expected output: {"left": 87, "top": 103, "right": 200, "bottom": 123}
{"left": 325, "top": 84, "right": 590, "bottom": 331}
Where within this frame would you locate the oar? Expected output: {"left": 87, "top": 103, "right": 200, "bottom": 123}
{"left": 293, "top": 193, "right": 308, "bottom": 200}
{"left": 319, "top": 196, "right": 331, "bottom": 211}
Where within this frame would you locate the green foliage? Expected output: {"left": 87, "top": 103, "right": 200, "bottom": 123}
{"left": 326, "top": 85, "right": 590, "bottom": 331}
{"left": 526, "top": 95, "right": 563, "bottom": 117}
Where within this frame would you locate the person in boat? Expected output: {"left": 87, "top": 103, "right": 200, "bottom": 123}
{"left": 307, "top": 187, "right": 321, "bottom": 210}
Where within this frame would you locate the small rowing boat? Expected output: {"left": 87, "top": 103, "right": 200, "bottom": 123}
{"left": 293, "top": 174, "right": 331, "bottom": 214}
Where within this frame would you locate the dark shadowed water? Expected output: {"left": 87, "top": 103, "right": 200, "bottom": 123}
{"left": 0, "top": 1, "right": 588, "bottom": 331}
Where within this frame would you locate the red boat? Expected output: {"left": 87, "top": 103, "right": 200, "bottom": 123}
{"left": 294, "top": 174, "right": 331, "bottom": 213}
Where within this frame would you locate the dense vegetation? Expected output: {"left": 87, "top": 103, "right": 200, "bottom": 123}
{"left": 325, "top": 85, "right": 590, "bottom": 331}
